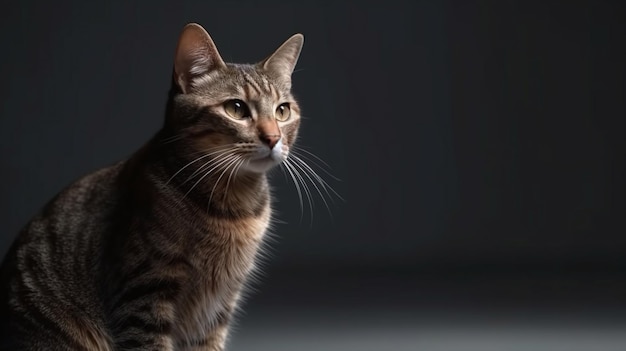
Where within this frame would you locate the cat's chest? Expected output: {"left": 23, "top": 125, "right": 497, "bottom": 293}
{"left": 174, "top": 209, "right": 270, "bottom": 341}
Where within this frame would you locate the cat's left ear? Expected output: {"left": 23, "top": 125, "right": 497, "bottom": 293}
{"left": 261, "top": 34, "right": 304, "bottom": 82}
{"left": 173, "top": 23, "right": 226, "bottom": 93}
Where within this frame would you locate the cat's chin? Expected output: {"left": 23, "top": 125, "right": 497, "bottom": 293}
{"left": 241, "top": 139, "right": 287, "bottom": 174}
{"left": 243, "top": 156, "right": 283, "bottom": 174}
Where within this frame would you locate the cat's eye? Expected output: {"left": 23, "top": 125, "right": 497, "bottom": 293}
{"left": 224, "top": 99, "right": 251, "bottom": 120}
{"left": 275, "top": 103, "right": 291, "bottom": 122}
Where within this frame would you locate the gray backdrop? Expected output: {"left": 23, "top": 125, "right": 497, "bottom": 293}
{"left": 1, "top": 1, "right": 625, "bottom": 350}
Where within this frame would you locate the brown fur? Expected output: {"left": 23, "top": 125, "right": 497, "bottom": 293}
{"left": 0, "top": 23, "right": 304, "bottom": 350}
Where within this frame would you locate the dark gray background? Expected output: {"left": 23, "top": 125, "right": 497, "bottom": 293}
{"left": 1, "top": 1, "right": 625, "bottom": 350}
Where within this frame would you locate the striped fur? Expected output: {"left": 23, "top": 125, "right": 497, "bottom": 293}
{"left": 0, "top": 23, "right": 304, "bottom": 350}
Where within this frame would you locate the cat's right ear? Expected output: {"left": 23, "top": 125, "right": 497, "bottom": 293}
{"left": 261, "top": 34, "right": 304, "bottom": 82}
{"left": 173, "top": 23, "right": 226, "bottom": 94}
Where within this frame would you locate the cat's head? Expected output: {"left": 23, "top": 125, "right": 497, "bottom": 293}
{"left": 166, "top": 23, "right": 303, "bottom": 174}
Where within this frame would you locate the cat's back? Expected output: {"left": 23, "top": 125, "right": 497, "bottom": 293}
{"left": 0, "top": 162, "right": 125, "bottom": 350}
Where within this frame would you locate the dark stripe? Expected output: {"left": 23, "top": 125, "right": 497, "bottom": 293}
{"left": 242, "top": 73, "right": 262, "bottom": 95}
{"left": 112, "top": 278, "right": 181, "bottom": 310}
{"left": 169, "top": 178, "right": 268, "bottom": 220}
{"left": 109, "top": 258, "right": 153, "bottom": 299}
{"left": 251, "top": 190, "right": 270, "bottom": 216}
{"left": 177, "top": 105, "right": 211, "bottom": 126}
{"left": 134, "top": 302, "right": 153, "bottom": 314}
{"left": 115, "top": 338, "right": 143, "bottom": 349}
{"left": 125, "top": 257, "right": 153, "bottom": 279}
{"left": 260, "top": 76, "right": 272, "bottom": 93}
{"left": 207, "top": 193, "right": 268, "bottom": 219}
{"left": 184, "top": 113, "right": 240, "bottom": 138}
{"left": 9, "top": 300, "right": 86, "bottom": 349}
{"left": 243, "top": 83, "right": 252, "bottom": 101}
{"left": 116, "top": 314, "right": 172, "bottom": 335}
{"left": 214, "top": 309, "right": 231, "bottom": 326}
{"left": 132, "top": 233, "right": 194, "bottom": 273}
{"left": 270, "top": 83, "right": 280, "bottom": 101}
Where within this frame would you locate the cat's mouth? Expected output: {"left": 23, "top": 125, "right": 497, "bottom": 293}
{"left": 243, "top": 141, "right": 287, "bottom": 173}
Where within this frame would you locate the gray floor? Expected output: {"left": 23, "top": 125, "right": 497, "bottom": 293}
{"left": 229, "top": 306, "right": 626, "bottom": 351}
{"left": 227, "top": 266, "right": 626, "bottom": 351}
{"left": 231, "top": 323, "right": 626, "bottom": 351}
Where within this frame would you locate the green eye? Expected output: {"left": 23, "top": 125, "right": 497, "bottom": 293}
{"left": 224, "top": 99, "right": 251, "bottom": 119}
{"left": 275, "top": 103, "right": 291, "bottom": 122}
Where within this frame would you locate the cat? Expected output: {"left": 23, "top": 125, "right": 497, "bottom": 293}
{"left": 0, "top": 23, "right": 304, "bottom": 350}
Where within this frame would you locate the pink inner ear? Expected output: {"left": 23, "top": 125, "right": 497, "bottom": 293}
{"left": 262, "top": 34, "right": 304, "bottom": 79}
{"left": 174, "top": 24, "right": 225, "bottom": 92}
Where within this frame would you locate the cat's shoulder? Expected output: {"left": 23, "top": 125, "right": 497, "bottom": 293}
{"left": 42, "top": 161, "right": 127, "bottom": 215}
{"left": 64, "top": 161, "right": 124, "bottom": 196}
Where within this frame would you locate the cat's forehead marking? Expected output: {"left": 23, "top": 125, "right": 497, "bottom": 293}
{"left": 237, "top": 69, "right": 283, "bottom": 102}
{"left": 191, "top": 64, "right": 288, "bottom": 105}
{"left": 240, "top": 71, "right": 266, "bottom": 98}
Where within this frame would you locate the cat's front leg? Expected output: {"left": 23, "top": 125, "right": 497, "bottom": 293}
{"left": 115, "top": 335, "right": 175, "bottom": 351}
{"left": 183, "top": 309, "right": 233, "bottom": 351}
{"left": 110, "top": 299, "right": 177, "bottom": 351}
{"left": 186, "top": 324, "right": 230, "bottom": 351}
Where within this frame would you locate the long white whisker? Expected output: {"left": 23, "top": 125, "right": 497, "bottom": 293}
{"left": 208, "top": 155, "right": 243, "bottom": 209}
{"left": 167, "top": 146, "right": 234, "bottom": 185}
{"left": 184, "top": 153, "right": 239, "bottom": 198}
{"left": 277, "top": 161, "right": 289, "bottom": 180}
{"left": 292, "top": 147, "right": 341, "bottom": 181}
{"left": 281, "top": 161, "right": 305, "bottom": 220}
{"left": 168, "top": 154, "right": 213, "bottom": 185}
{"left": 186, "top": 144, "right": 236, "bottom": 157}
{"left": 285, "top": 158, "right": 314, "bottom": 223}
{"left": 224, "top": 158, "right": 245, "bottom": 200}
{"left": 292, "top": 146, "right": 332, "bottom": 168}
{"left": 183, "top": 148, "right": 243, "bottom": 184}
{"left": 161, "top": 133, "right": 186, "bottom": 144}
{"left": 290, "top": 154, "right": 344, "bottom": 202}
{"left": 182, "top": 149, "right": 236, "bottom": 185}
{"left": 289, "top": 156, "right": 333, "bottom": 217}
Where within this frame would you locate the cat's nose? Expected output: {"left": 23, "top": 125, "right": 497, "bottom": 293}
{"left": 260, "top": 134, "right": 280, "bottom": 149}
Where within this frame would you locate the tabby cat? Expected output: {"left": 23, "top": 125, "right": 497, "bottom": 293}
{"left": 0, "top": 23, "right": 304, "bottom": 350}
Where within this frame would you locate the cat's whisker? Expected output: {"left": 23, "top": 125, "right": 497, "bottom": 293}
{"left": 277, "top": 161, "right": 289, "bottom": 181}
{"left": 280, "top": 161, "right": 304, "bottom": 220}
{"left": 184, "top": 153, "right": 240, "bottom": 199}
{"left": 165, "top": 145, "right": 236, "bottom": 185}
{"left": 187, "top": 144, "right": 236, "bottom": 157}
{"left": 170, "top": 155, "right": 214, "bottom": 186}
{"left": 184, "top": 144, "right": 243, "bottom": 183}
{"left": 289, "top": 153, "right": 333, "bottom": 198}
{"left": 290, "top": 154, "right": 344, "bottom": 203}
{"left": 290, "top": 160, "right": 316, "bottom": 227}
{"left": 207, "top": 155, "right": 243, "bottom": 211}
{"left": 223, "top": 158, "right": 246, "bottom": 203}
{"left": 292, "top": 146, "right": 342, "bottom": 181}
{"left": 289, "top": 156, "right": 333, "bottom": 218}
{"left": 284, "top": 158, "right": 314, "bottom": 223}
{"left": 182, "top": 148, "right": 237, "bottom": 185}
{"left": 161, "top": 133, "right": 187, "bottom": 144}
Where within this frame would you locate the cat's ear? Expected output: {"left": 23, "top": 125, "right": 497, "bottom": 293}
{"left": 173, "top": 23, "right": 226, "bottom": 93}
{"left": 261, "top": 34, "right": 304, "bottom": 80}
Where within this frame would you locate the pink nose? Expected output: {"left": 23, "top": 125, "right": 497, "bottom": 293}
{"left": 260, "top": 134, "right": 280, "bottom": 149}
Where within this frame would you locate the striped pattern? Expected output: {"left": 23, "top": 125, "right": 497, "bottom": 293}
{"left": 0, "top": 24, "right": 303, "bottom": 350}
